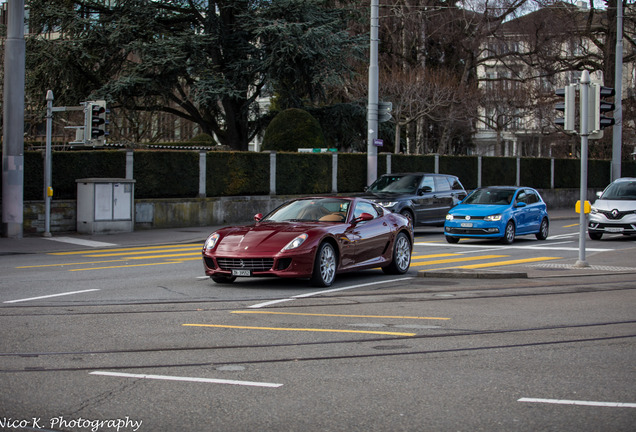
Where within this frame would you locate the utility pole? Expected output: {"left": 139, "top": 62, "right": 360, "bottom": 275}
{"left": 612, "top": 0, "right": 623, "bottom": 181}
{"left": 367, "top": 0, "right": 379, "bottom": 186}
{"left": 2, "top": 0, "right": 26, "bottom": 238}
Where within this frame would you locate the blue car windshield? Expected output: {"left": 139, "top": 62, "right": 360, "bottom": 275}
{"left": 601, "top": 181, "right": 636, "bottom": 200}
{"left": 464, "top": 189, "right": 516, "bottom": 205}
{"left": 367, "top": 174, "right": 422, "bottom": 194}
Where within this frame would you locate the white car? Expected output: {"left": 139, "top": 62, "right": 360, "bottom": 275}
{"left": 588, "top": 177, "right": 636, "bottom": 240}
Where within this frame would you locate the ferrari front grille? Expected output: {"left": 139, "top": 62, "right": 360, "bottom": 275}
{"left": 216, "top": 257, "right": 274, "bottom": 272}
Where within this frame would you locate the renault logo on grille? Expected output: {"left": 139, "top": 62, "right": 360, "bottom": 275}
{"left": 611, "top": 209, "right": 619, "bottom": 218}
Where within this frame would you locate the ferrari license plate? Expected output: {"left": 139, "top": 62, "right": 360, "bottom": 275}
{"left": 461, "top": 222, "right": 473, "bottom": 228}
{"left": 232, "top": 269, "right": 252, "bottom": 277}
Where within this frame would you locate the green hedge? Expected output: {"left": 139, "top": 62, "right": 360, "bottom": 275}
{"left": 553, "top": 158, "right": 580, "bottom": 188}
{"left": 133, "top": 151, "right": 199, "bottom": 198}
{"left": 520, "top": 158, "right": 552, "bottom": 189}
{"left": 482, "top": 157, "right": 517, "bottom": 187}
{"left": 440, "top": 156, "right": 478, "bottom": 190}
{"left": 21, "top": 150, "right": 126, "bottom": 200}
{"left": 207, "top": 152, "right": 269, "bottom": 196}
{"left": 337, "top": 153, "right": 367, "bottom": 193}
{"left": 276, "top": 152, "right": 332, "bottom": 195}
{"left": 392, "top": 154, "right": 435, "bottom": 173}
{"left": 3, "top": 150, "right": 633, "bottom": 203}
{"left": 622, "top": 160, "right": 636, "bottom": 177}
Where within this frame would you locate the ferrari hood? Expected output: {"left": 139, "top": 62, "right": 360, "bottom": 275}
{"left": 216, "top": 222, "right": 312, "bottom": 254}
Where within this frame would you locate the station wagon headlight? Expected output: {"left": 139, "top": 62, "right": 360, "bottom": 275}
{"left": 283, "top": 233, "right": 308, "bottom": 251}
{"left": 204, "top": 233, "right": 220, "bottom": 250}
{"left": 484, "top": 214, "right": 502, "bottom": 221}
{"left": 446, "top": 214, "right": 454, "bottom": 220}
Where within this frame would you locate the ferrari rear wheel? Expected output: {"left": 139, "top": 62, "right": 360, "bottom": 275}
{"left": 311, "top": 242, "right": 337, "bottom": 287}
{"left": 211, "top": 275, "right": 237, "bottom": 284}
{"left": 383, "top": 232, "right": 411, "bottom": 274}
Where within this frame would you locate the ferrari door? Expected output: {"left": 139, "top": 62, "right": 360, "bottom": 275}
{"left": 348, "top": 202, "right": 392, "bottom": 266}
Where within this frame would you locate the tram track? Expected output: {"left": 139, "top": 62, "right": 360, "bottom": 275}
{"left": 0, "top": 275, "right": 634, "bottom": 317}
{"left": 1, "top": 319, "right": 634, "bottom": 373}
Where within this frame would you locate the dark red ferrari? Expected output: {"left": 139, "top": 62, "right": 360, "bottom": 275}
{"left": 202, "top": 197, "right": 413, "bottom": 287}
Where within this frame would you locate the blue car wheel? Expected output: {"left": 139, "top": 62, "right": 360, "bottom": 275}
{"left": 500, "top": 221, "right": 515, "bottom": 244}
{"left": 536, "top": 218, "right": 549, "bottom": 240}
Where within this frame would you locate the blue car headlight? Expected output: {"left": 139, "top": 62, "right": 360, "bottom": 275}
{"left": 484, "top": 214, "right": 502, "bottom": 222}
{"left": 446, "top": 214, "right": 454, "bottom": 221}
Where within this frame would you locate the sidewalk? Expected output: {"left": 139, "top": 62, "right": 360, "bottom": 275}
{"left": 0, "top": 225, "right": 219, "bottom": 255}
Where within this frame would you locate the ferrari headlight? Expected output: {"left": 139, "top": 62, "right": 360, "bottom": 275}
{"left": 484, "top": 214, "right": 502, "bottom": 222}
{"left": 204, "top": 233, "right": 220, "bottom": 250}
{"left": 283, "top": 233, "right": 308, "bottom": 251}
{"left": 446, "top": 214, "right": 454, "bottom": 221}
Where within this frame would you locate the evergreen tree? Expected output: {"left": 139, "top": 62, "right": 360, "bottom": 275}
{"left": 25, "top": 0, "right": 365, "bottom": 150}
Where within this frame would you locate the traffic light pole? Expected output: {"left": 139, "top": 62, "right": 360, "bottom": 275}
{"left": 575, "top": 71, "right": 590, "bottom": 268}
{"left": 44, "top": 91, "right": 54, "bottom": 237}
{"left": 367, "top": 0, "right": 379, "bottom": 186}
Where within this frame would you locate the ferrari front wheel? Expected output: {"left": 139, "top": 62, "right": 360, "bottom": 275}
{"left": 311, "top": 242, "right": 337, "bottom": 287}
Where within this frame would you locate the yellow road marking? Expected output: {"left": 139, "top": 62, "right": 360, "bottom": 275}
{"left": 123, "top": 252, "right": 200, "bottom": 259}
{"left": 412, "top": 253, "right": 459, "bottom": 259}
{"left": 429, "top": 256, "right": 562, "bottom": 270}
{"left": 69, "top": 261, "right": 184, "bottom": 271}
{"left": 231, "top": 311, "right": 450, "bottom": 320}
{"left": 410, "top": 255, "right": 508, "bottom": 267}
{"left": 49, "top": 243, "right": 203, "bottom": 255}
{"left": 563, "top": 223, "right": 579, "bottom": 228}
{"left": 84, "top": 247, "right": 202, "bottom": 257}
{"left": 182, "top": 323, "right": 416, "bottom": 336}
{"left": 18, "top": 259, "right": 127, "bottom": 269}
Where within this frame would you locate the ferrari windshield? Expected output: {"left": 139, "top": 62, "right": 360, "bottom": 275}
{"left": 367, "top": 174, "right": 422, "bottom": 194}
{"left": 463, "top": 188, "right": 516, "bottom": 205}
{"left": 600, "top": 180, "right": 636, "bottom": 200}
{"left": 264, "top": 198, "right": 352, "bottom": 222}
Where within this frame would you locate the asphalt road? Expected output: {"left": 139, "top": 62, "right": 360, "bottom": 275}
{"left": 1, "top": 216, "right": 635, "bottom": 432}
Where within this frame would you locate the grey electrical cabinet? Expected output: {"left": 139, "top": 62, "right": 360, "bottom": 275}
{"left": 76, "top": 178, "right": 136, "bottom": 234}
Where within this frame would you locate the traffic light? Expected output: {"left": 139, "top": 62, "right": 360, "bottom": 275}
{"left": 378, "top": 101, "right": 393, "bottom": 123}
{"left": 555, "top": 85, "right": 575, "bottom": 132}
{"left": 86, "top": 100, "right": 108, "bottom": 145}
{"left": 587, "top": 83, "right": 615, "bottom": 139}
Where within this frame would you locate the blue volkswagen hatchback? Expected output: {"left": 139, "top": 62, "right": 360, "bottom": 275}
{"left": 444, "top": 186, "right": 549, "bottom": 244}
